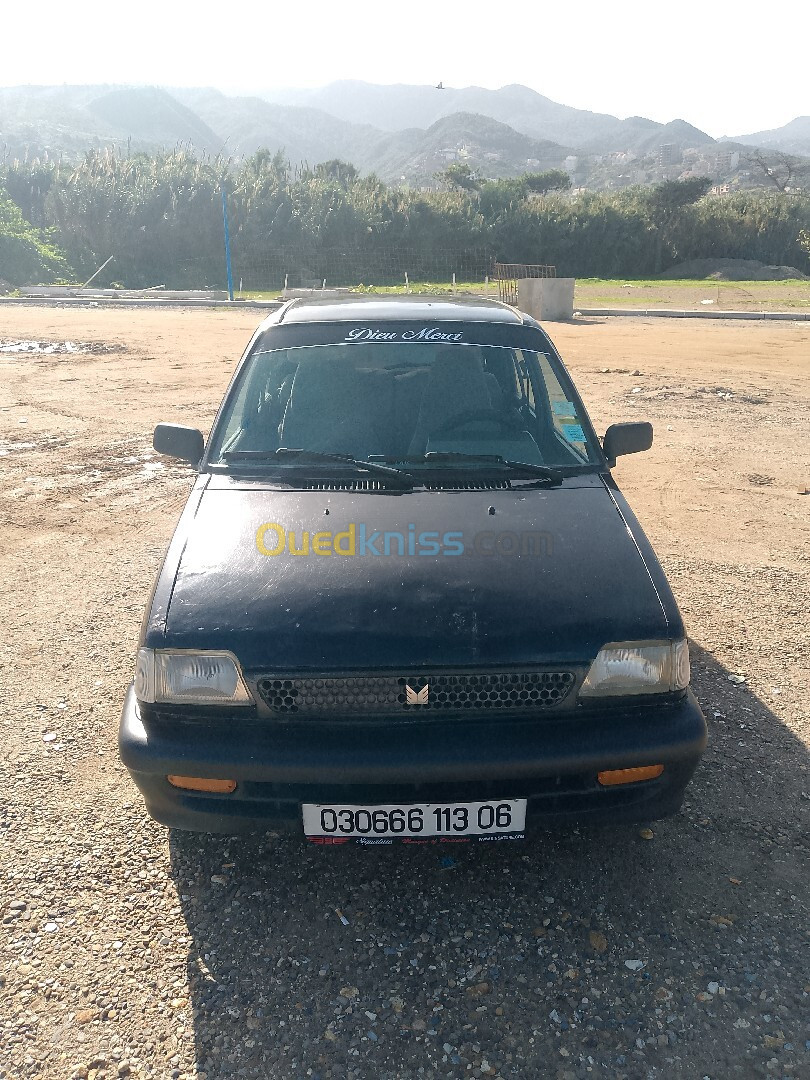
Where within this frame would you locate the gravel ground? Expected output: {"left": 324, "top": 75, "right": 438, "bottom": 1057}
{"left": 1, "top": 308, "right": 808, "bottom": 1080}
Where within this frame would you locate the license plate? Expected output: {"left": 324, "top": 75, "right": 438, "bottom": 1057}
{"left": 302, "top": 799, "right": 526, "bottom": 844}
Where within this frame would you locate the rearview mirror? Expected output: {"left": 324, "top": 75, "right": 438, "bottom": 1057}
{"left": 153, "top": 423, "right": 205, "bottom": 465}
{"left": 602, "top": 422, "right": 653, "bottom": 467}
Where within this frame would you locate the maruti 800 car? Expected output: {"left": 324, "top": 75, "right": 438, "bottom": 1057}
{"left": 119, "top": 296, "right": 706, "bottom": 842}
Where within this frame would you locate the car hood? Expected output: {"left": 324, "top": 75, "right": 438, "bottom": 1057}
{"left": 162, "top": 477, "right": 670, "bottom": 670}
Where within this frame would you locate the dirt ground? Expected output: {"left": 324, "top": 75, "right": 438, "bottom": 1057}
{"left": 573, "top": 280, "right": 810, "bottom": 311}
{"left": 1, "top": 306, "right": 808, "bottom": 1080}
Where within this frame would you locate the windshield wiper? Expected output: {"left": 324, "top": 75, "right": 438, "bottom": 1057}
{"left": 221, "top": 448, "right": 413, "bottom": 482}
{"left": 417, "top": 452, "right": 563, "bottom": 484}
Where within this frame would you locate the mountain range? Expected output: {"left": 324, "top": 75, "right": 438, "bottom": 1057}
{"left": 0, "top": 82, "right": 806, "bottom": 185}
{"left": 264, "top": 81, "right": 721, "bottom": 156}
{"left": 729, "top": 115, "right": 810, "bottom": 157}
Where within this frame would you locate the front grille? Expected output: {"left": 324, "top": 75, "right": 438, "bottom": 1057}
{"left": 256, "top": 671, "right": 575, "bottom": 716}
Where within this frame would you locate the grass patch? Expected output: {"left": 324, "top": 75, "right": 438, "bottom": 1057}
{"left": 239, "top": 281, "right": 501, "bottom": 301}
{"left": 238, "top": 278, "right": 810, "bottom": 310}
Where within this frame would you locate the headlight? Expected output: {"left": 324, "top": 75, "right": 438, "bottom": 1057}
{"left": 134, "top": 649, "right": 252, "bottom": 705}
{"left": 579, "top": 639, "right": 690, "bottom": 697}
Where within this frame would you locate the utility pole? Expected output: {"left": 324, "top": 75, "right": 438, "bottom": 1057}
{"left": 221, "top": 188, "right": 234, "bottom": 302}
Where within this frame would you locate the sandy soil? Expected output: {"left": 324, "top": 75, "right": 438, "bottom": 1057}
{"left": 1, "top": 306, "right": 808, "bottom": 1080}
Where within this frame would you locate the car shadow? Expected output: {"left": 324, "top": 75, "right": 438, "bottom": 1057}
{"left": 169, "top": 642, "right": 809, "bottom": 1079}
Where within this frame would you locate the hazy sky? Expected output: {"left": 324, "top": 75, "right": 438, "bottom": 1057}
{"left": 3, "top": 0, "right": 806, "bottom": 137}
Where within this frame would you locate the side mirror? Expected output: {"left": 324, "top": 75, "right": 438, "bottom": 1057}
{"left": 602, "top": 422, "right": 653, "bottom": 467}
{"left": 153, "top": 423, "right": 205, "bottom": 465}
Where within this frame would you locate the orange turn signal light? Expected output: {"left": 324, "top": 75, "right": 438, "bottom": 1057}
{"left": 167, "top": 775, "right": 237, "bottom": 793}
{"left": 598, "top": 765, "right": 664, "bottom": 787}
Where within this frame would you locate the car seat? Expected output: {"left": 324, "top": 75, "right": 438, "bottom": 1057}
{"left": 279, "top": 357, "right": 392, "bottom": 459}
{"left": 407, "top": 349, "right": 542, "bottom": 462}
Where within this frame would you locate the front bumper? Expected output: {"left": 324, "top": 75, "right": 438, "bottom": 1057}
{"left": 119, "top": 685, "right": 707, "bottom": 834}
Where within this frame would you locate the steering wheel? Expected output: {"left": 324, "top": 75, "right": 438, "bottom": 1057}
{"left": 440, "top": 409, "right": 515, "bottom": 435}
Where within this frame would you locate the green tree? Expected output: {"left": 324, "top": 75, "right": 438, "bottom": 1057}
{"left": 476, "top": 172, "right": 572, "bottom": 222}
{"left": 4, "top": 149, "right": 807, "bottom": 288}
{"left": 0, "top": 192, "right": 70, "bottom": 285}
{"left": 438, "top": 162, "right": 480, "bottom": 192}
{"left": 523, "top": 170, "right": 572, "bottom": 195}
{"left": 2, "top": 159, "right": 57, "bottom": 227}
{"left": 641, "top": 177, "right": 712, "bottom": 272}
{"left": 314, "top": 159, "right": 360, "bottom": 186}
{"left": 478, "top": 177, "right": 531, "bottom": 219}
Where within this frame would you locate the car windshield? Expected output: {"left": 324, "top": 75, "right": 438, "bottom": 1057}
{"left": 206, "top": 337, "right": 601, "bottom": 470}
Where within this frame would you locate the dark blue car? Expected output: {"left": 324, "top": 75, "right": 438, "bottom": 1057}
{"left": 119, "top": 296, "right": 706, "bottom": 841}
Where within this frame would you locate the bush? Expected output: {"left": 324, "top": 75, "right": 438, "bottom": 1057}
{"left": 0, "top": 193, "right": 71, "bottom": 285}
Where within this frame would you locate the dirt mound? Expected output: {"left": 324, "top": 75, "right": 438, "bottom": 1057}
{"left": 660, "top": 258, "right": 807, "bottom": 281}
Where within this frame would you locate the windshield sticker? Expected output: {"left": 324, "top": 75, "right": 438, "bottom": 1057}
{"left": 552, "top": 400, "right": 577, "bottom": 416}
{"left": 561, "top": 423, "right": 586, "bottom": 443}
{"left": 345, "top": 327, "right": 464, "bottom": 343}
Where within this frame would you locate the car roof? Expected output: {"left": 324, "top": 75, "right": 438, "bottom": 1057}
{"left": 257, "top": 294, "right": 528, "bottom": 330}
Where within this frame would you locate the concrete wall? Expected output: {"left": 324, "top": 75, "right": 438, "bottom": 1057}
{"left": 517, "top": 278, "right": 575, "bottom": 321}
